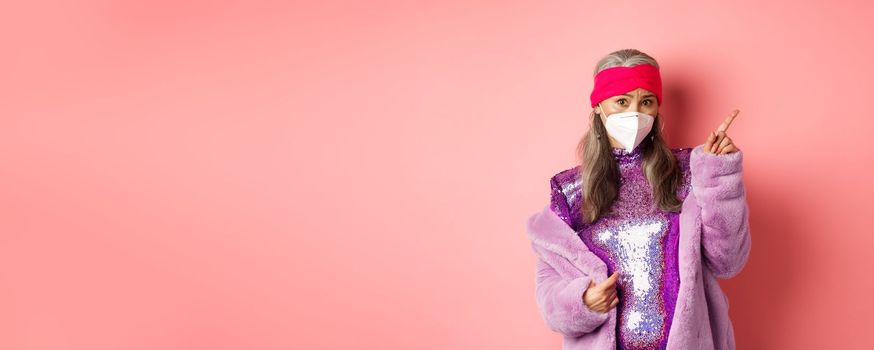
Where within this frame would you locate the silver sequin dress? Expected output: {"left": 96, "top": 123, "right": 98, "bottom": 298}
{"left": 549, "top": 143, "right": 693, "bottom": 350}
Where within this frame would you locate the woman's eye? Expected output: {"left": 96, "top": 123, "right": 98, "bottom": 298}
{"left": 643, "top": 100, "right": 650, "bottom": 105}
{"left": 617, "top": 99, "right": 626, "bottom": 105}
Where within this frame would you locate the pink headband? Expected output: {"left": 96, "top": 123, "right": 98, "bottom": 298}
{"left": 589, "top": 64, "right": 663, "bottom": 108}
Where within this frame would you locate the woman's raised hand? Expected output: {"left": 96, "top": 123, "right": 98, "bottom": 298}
{"left": 583, "top": 271, "right": 620, "bottom": 313}
{"left": 704, "top": 109, "right": 740, "bottom": 155}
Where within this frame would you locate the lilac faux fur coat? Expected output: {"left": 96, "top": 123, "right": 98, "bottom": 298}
{"left": 525, "top": 144, "right": 751, "bottom": 349}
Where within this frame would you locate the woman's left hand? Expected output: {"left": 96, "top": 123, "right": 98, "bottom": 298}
{"left": 704, "top": 109, "right": 740, "bottom": 155}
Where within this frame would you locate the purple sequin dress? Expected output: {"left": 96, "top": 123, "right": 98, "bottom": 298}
{"left": 549, "top": 143, "right": 693, "bottom": 350}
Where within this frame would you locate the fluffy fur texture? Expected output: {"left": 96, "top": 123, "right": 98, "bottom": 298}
{"left": 526, "top": 144, "right": 751, "bottom": 349}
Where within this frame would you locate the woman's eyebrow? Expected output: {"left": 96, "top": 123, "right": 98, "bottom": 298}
{"left": 620, "top": 93, "right": 656, "bottom": 98}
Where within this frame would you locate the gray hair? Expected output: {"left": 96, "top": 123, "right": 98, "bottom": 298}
{"left": 593, "top": 48, "right": 660, "bottom": 76}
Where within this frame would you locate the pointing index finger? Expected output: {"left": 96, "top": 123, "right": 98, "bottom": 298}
{"left": 599, "top": 272, "right": 619, "bottom": 289}
{"left": 717, "top": 109, "right": 739, "bottom": 133}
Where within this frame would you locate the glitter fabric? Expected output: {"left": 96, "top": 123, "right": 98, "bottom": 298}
{"left": 550, "top": 143, "right": 692, "bottom": 350}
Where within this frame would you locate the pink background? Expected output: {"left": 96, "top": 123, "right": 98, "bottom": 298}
{"left": 2, "top": 1, "right": 872, "bottom": 349}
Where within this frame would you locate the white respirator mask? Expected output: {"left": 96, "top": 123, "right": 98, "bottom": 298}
{"left": 598, "top": 103, "right": 655, "bottom": 152}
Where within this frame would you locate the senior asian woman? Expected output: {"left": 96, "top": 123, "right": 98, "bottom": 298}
{"left": 526, "top": 48, "right": 751, "bottom": 350}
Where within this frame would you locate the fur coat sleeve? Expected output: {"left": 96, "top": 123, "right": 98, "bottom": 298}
{"left": 690, "top": 144, "right": 752, "bottom": 279}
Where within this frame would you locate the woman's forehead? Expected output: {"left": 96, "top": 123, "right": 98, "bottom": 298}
{"left": 610, "top": 88, "right": 656, "bottom": 98}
